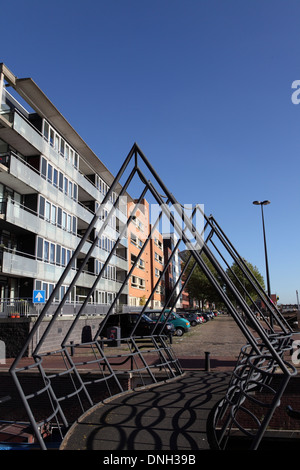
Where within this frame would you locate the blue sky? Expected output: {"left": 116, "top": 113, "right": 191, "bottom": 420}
{"left": 2, "top": 0, "right": 299, "bottom": 304}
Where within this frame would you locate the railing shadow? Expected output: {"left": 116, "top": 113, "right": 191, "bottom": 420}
{"left": 61, "top": 371, "right": 231, "bottom": 450}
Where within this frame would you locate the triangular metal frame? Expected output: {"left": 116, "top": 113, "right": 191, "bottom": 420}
{"left": 9, "top": 143, "right": 296, "bottom": 449}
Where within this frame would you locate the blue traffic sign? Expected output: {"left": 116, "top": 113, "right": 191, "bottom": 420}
{"left": 33, "top": 290, "right": 46, "bottom": 304}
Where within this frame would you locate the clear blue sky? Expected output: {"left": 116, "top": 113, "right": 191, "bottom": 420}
{"left": 2, "top": 0, "right": 299, "bottom": 304}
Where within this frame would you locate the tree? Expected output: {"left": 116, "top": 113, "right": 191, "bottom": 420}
{"left": 182, "top": 252, "right": 224, "bottom": 308}
{"left": 181, "top": 251, "right": 265, "bottom": 310}
{"left": 226, "top": 259, "right": 265, "bottom": 305}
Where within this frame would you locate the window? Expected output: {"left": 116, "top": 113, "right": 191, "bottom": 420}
{"left": 64, "top": 177, "right": 68, "bottom": 195}
{"left": 47, "top": 164, "right": 52, "bottom": 183}
{"left": 44, "top": 241, "right": 49, "bottom": 262}
{"left": 154, "top": 237, "right": 162, "bottom": 248}
{"left": 74, "top": 153, "right": 79, "bottom": 169}
{"left": 50, "top": 243, "right": 55, "bottom": 264}
{"left": 43, "top": 121, "right": 49, "bottom": 140}
{"left": 73, "top": 183, "right": 78, "bottom": 201}
{"left": 41, "top": 157, "right": 47, "bottom": 179}
{"left": 57, "top": 207, "right": 62, "bottom": 227}
{"left": 131, "top": 275, "right": 145, "bottom": 289}
{"left": 53, "top": 168, "right": 58, "bottom": 187}
{"left": 61, "top": 247, "right": 66, "bottom": 266}
{"left": 65, "top": 145, "right": 69, "bottom": 160}
{"left": 60, "top": 139, "right": 65, "bottom": 156}
{"left": 37, "top": 237, "right": 43, "bottom": 260}
{"left": 43, "top": 120, "right": 80, "bottom": 171}
{"left": 39, "top": 196, "right": 45, "bottom": 219}
{"left": 155, "top": 252, "right": 163, "bottom": 264}
{"left": 45, "top": 201, "right": 51, "bottom": 221}
{"left": 49, "top": 129, "right": 54, "bottom": 146}
{"left": 59, "top": 172, "right": 63, "bottom": 192}
{"left": 130, "top": 233, "right": 137, "bottom": 245}
{"left": 51, "top": 204, "right": 56, "bottom": 225}
{"left": 67, "top": 214, "right": 71, "bottom": 232}
{"left": 62, "top": 211, "right": 67, "bottom": 230}
{"left": 72, "top": 216, "right": 77, "bottom": 234}
{"left": 55, "top": 134, "right": 59, "bottom": 151}
{"left": 56, "top": 245, "right": 61, "bottom": 265}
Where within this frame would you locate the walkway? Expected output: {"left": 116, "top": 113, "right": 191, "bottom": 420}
{"left": 60, "top": 371, "right": 231, "bottom": 451}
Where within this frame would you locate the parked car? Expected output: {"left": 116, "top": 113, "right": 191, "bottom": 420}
{"left": 201, "top": 312, "right": 212, "bottom": 322}
{"left": 146, "top": 310, "right": 190, "bottom": 336}
{"left": 100, "top": 312, "right": 175, "bottom": 340}
{"left": 177, "top": 311, "right": 201, "bottom": 326}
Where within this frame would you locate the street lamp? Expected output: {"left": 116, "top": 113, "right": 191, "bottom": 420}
{"left": 253, "top": 200, "right": 272, "bottom": 327}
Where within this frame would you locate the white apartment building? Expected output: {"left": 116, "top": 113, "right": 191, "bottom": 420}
{"left": 0, "top": 63, "right": 128, "bottom": 312}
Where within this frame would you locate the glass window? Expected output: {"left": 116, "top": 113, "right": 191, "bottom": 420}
{"left": 41, "top": 157, "right": 47, "bottom": 179}
{"left": 48, "top": 284, "right": 54, "bottom": 297}
{"left": 72, "top": 216, "right": 77, "bottom": 234}
{"left": 61, "top": 247, "right": 66, "bottom": 266}
{"left": 55, "top": 134, "right": 59, "bottom": 151}
{"left": 37, "top": 237, "right": 43, "bottom": 260}
{"left": 44, "top": 241, "right": 49, "bottom": 262}
{"left": 64, "top": 177, "right": 68, "bottom": 195}
{"left": 39, "top": 196, "right": 45, "bottom": 219}
{"left": 50, "top": 129, "right": 54, "bottom": 146}
{"left": 62, "top": 211, "right": 67, "bottom": 229}
{"left": 67, "top": 214, "right": 71, "bottom": 232}
{"left": 47, "top": 164, "right": 52, "bottom": 183}
{"left": 59, "top": 172, "right": 63, "bottom": 192}
{"left": 60, "top": 139, "right": 65, "bottom": 156}
{"left": 56, "top": 244, "right": 61, "bottom": 265}
{"left": 73, "top": 184, "right": 77, "bottom": 201}
{"left": 43, "top": 121, "right": 49, "bottom": 140}
{"left": 51, "top": 204, "right": 56, "bottom": 224}
{"left": 45, "top": 201, "right": 51, "bottom": 221}
{"left": 35, "top": 280, "right": 42, "bottom": 291}
{"left": 50, "top": 243, "right": 55, "bottom": 264}
{"left": 42, "top": 283, "right": 48, "bottom": 298}
{"left": 57, "top": 207, "right": 62, "bottom": 227}
{"left": 53, "top": 168, "right": 58, "bottom": 187}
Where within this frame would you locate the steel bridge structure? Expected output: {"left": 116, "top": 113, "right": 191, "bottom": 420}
{"left": 7, "top": 143, "right": 296, "bottom": 450}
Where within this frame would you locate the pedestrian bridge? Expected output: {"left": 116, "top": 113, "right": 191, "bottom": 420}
{"left": 5, "top": 143, "right": 297, "bottom": 450}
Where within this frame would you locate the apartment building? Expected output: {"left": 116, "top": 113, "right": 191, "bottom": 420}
{"left": 149, "top": 227, "right": 164, "bottom": 308}
{"left": 163, "top": 233, "right": 182, "bottom": 309}
{"left": 127, "top": 199, "right": 164, "bottom": 308}
{"left": 0, "top": 63, "right": 128, "bottom": 311}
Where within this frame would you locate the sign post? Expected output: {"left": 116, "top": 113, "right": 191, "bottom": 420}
{"left": 33, "top": 290, "right": 46, "bottom": 317}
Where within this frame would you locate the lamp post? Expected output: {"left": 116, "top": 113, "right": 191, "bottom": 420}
{"left": 253, "top": 200, "right": 273, "bottom": 327}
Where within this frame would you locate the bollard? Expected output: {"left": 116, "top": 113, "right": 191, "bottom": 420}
{"left": 70, "top": 341, "right": 75, "bottom": 356}
{"left": 205, "top": 351, "right": 211, "bottom": 372}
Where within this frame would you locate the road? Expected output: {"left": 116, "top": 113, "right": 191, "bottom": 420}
{"left": 171, "top": 314, "right": 249, "bottom": 361}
